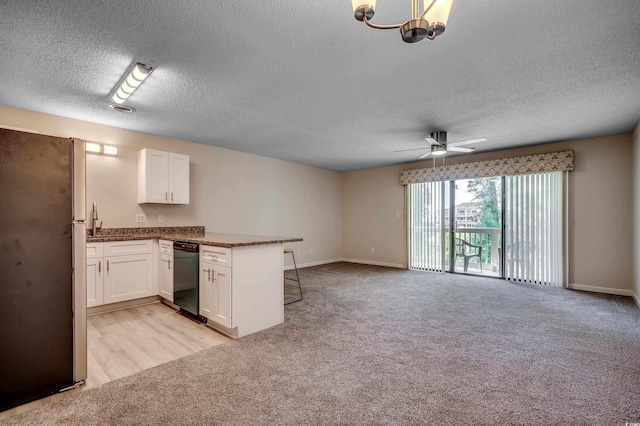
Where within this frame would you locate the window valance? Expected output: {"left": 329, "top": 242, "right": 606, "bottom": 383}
{"left": 399, "top": 150, "right": 574, "bottom": 185}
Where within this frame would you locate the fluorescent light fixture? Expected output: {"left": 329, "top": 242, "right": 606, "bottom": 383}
{"left": 111, "top": 62, "right": 153, "bottom": 105}
{"left": 85, "top": 142, "right": 118, "bottom": 156}
{"left": 85, "top": 142, "right": 101, "bottom": 153}
{"left": 102, "top": 145, "right": 118, "bottom": 156}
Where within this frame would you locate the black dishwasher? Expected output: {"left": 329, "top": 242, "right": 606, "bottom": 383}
{"left": 173, "top": 241, "right": 200, "bottom": 318}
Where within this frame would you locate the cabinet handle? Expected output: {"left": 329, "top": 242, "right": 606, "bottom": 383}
{"left": 107, "top": 260, "right": 109, "bottom": 273}
{"left": 207, "top": 268, "right": 211, "bottom": 281}
{"left": 168, "top": 260, "right": 171, "bottom": 270}
{"left": 98, "top": 261, "right": 101, "bottom": 274}
{"left": 165, "top": 192, "right": 168, "bottom": 201}
{"left": 212, "top": 270, "right": 216, "bottom": 283}
{"left": 171, "top": 192, "right": 174, "bottom": 202}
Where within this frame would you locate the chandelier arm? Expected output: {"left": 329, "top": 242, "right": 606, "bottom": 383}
{"left": 363, "top": 15, "right": 403, "bottom": 30}
{"left": 419, "top": 0, "right": 438, "bottom": 20}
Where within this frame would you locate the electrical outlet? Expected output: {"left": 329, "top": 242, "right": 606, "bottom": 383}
{"left": 157, "top": 214, "right": 164, "bottom": 223}
{"left": 136, "top": 214, "right": 146, "bottom": 223}
{"left": 371, "top": 248, "right": 375, "bottom": 254}
{"left": 396, "top": 211, "right": 401, "bottom": 218}
{"left": 309, "top": 248, "right": 313, "bottom": 254}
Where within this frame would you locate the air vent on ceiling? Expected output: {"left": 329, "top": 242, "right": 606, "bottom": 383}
{"left": 109, "top": 104, "right": 136, "bottom": 113}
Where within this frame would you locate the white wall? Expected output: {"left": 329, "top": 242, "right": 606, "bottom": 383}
{"left": 342, "top": 166, "right": 406, "bottom": 268}
{"left": 343, "top": 134, "right": 635, "bottom": 293}
{"left": 0, "top": 105, "right": 343, "bottom": 267}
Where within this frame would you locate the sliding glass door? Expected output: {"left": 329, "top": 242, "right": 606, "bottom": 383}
{"left": 448, "top": 177, "right": 502, "bottom": 277}
{"left": 409, "top": 171, "right": 565, "bottom": 286}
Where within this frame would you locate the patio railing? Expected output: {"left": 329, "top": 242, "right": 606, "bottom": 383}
{"left": 448, "top": 227, "right": 501, "bottom": 273}
{"left": 409, "top": 226, "right": 502, "bottom": 274}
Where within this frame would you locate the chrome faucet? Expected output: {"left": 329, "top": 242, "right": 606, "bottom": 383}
{"left": 91, "top": 202, "right": 100, "bottom": 236}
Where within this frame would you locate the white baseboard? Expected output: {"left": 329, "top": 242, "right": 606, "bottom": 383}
{"left": 285, "top": 258, "right": 405, "bottom": 270}
{"left": 340, "top": 258, "right": 405, "bottom": 269}
{"left": 284, "top": 258, "right": 343, "bottom": 270}
{"left": 567, "top": 283, "right": 636, "bottom": 298}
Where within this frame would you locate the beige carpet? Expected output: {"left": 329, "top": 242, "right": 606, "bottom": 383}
{"left": 3, "top": 262, "right": 640, "bottom": 425}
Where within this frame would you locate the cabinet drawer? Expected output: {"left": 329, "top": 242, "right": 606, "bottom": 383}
{"left": 159, "top": 239, "right": 173, "bottom": 255}
{"left": 104, "top": 240, "right": 153, "bottom": 256}
{"left": 86, "top": 242, "right": 104, "bottom": 259}
{"left": 201, "top": 245, "right": 232, "bottom": 266}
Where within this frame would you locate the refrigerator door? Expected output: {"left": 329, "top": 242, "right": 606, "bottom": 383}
{"left": 72, "top": 139, "right": 87, "bottom": 383}
{"left": 0, "top": 129, "right": 76, "bottom": 411}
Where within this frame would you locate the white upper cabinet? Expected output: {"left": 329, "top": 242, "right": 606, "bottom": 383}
{"left": 138, "top": 148, "right": 189, "bottom": 204}
{"left": 168, "top": 154, "right": 189, "bottom": 204}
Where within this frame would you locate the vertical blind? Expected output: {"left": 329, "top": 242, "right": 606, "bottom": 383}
{"left": 408, "top": 181, "right": 445, "bottom": 272}
{"left": 504, "top": 171, "right": 564, "bottom": 286}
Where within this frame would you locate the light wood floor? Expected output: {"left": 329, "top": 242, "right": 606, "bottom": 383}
{"left": 0, "top": 302, "right": 229, "bottom": 420}
{"left": 86, "top": 302, "right": 229, "bottom": 389}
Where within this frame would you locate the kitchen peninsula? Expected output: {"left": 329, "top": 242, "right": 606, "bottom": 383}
{"left": 87, "top": 227, "right": 303, "bottom": 338}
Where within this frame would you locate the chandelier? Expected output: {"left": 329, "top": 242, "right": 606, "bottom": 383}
{"left": 351, "top": 0, "right": 454, "bottom": 43}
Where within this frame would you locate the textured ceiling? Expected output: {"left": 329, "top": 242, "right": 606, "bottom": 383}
{"left": 1, "top": 1, "right": 639, "bottom": 171}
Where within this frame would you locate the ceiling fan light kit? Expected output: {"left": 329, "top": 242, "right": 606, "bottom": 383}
{"left": 351, "top": 0, "right": 453, "bottom": 43}
{"left": 430, "top": 144, "right": 447, "bottom": 156}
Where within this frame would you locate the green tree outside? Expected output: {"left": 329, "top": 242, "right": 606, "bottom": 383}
{"left": 466, "top": 177, "right": 501, "bottom": 228}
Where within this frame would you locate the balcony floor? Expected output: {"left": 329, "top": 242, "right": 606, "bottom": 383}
{"left": 453, "top": 263, "right": 501, "bottom": 277}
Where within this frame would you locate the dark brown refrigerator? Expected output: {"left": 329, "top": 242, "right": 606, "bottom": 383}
{"left": 0, "top": 128, "right": 87, "bottom": 411}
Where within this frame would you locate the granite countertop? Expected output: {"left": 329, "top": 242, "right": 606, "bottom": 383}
{"left": 86, "top": 226, "right": 303, "bottom": 248}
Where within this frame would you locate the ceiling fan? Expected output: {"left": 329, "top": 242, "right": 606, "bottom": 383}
{"left": 395, "top": 132, "right": 487, "bottom": 159}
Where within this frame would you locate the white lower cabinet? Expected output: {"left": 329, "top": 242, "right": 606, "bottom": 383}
{"left": 200, "top": 263, "right": 232, "bottom": 328}
{"left": 87, "top": 237, "right": 285, "bottom": 338}
{"left": 159, "top": 240, "right": 173, "bottom": 302}
{"left": 86, "top": 240, "right": 154, "bottom": 307}
{"left": 200, "top": 246, "right": 233, "bottom": 328}
{"left": 103, "top": 253, "right": 154, "bottom": 304}
{"left": 86, "top": 256, "right": 104, "bottom": 308}
{"left": 198, "top": 243, "right": 284, "bottom": 338}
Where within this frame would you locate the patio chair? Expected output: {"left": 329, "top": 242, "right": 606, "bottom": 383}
{"left": 454, "top": 238, "right": 483, "bottom": 273}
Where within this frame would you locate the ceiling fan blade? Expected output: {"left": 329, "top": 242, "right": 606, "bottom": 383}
{"left": 447, "top": 146, "right": 475, "bottom": 153}
{"left": 448, "top": 137, "right": 487, "bottom": 147}
{"left": 393, "top": 147, "right": 429, "bottom": 153}
{"left": 424, "top": 137, "right": 438, "bottom": 144}
{"left": 418, "top": 151, "right": 432, "bottom": 159}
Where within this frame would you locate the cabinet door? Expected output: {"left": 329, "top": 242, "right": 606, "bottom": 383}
{"left": 200, "top": 261, "right": 214, "bottom": 318}
{"left": 104, "top": 254, "right": 154, "bottom": 304}
{"left": 212, "top": 265, "right": 232, "bottom": 328}
{"left": 168, "top": 153, "right": 189, "bottom": 204}
{"left": 86, "top": 257, "right": 104, "bottom": 307}
{"left": 159, "top": 253, "right": 173, "bottom": 302}
{"left": 138, "top": 149, "right": 169, "bottom": 203}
